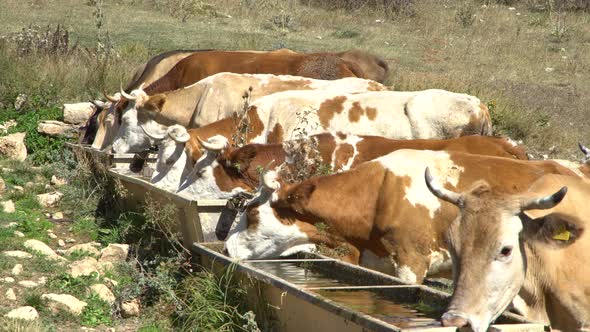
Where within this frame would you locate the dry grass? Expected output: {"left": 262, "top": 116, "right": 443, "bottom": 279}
{"left": 0, "top": 0, "right": 589, "bottom": 158}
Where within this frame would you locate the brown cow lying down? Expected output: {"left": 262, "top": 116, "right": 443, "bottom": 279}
{"left": 111, "top": 74, "right": 387, "bottom": 153}
{"left": 140, "top": 48, "right": 389, "bottom": 96}
{"left": 87, "top": 49, "right": 203, "bottom": 149}
{"left": 426, "top": 173, "right": 590, "bottom": 332}
{"left": 224, "top": 149, "right": 580, "bottom": 285}
{"left": 144, "top": 129, "right": 527, "bottom": 200}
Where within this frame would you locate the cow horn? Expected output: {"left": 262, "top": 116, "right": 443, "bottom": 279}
{"left": 120, "top": 84, "right": 137, "bottom": 101}
{"left": 197, "top": 136, "right": 226, "bottom": 152}
{"left": 520, "top": 186, "right": 568, "bottom": 211}
{"left": 139, "top": 82, "right": 146, "bottom": 91}
{"left": 424, "top": 167, "right": 463, "bottom": 207}
{"left": 167, "top": 125, "right": 190, "bottom": 143}
{"left": 578, "top": 142, "right": 590, "bottom": 158}
{"left": 89, "top": 99, "right": 105, "bottom": 108}
{"left": 103, "top": 90, "right": 119, "bottom": 103}
{"left": 140, "top": 123, "right": 166, "bottom": 140}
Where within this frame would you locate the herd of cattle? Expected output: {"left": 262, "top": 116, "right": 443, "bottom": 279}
{"left": 78, "top": 48, "right": 589, "bottom": 331}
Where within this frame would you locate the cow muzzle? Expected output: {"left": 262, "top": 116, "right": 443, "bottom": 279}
{"left": 441, "top": 311, "right": 469, "bottom": 328}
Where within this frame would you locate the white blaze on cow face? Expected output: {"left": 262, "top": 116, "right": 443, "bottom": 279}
{"left": 112, "top": 89, "right": 162, "bottom": 153}
{"left": 225, "top": 171, "right": 310, "bottom": 260}
{"left": 149, "top": 125, "right": 191, "bottom": 192}
{"left": 176, "top": 136, "right": 245, "bottom": 200}
{"left": 425, "top": 172, "right": 568, "bottom": 332}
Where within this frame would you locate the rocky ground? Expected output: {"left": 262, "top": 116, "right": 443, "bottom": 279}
{"left": 0, "top": 162, "right": 146, "bottom": 331}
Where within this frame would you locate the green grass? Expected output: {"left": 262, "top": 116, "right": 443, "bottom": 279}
{"left": 80, "top": 293, "right": 112, "bottom": 327}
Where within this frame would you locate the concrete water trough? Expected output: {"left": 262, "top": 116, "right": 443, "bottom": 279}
{"left": 65, "top": 142, "right": 158, "bottom": 174}
{"left": 192, "top": 242, "right": 549, "bottom": 332}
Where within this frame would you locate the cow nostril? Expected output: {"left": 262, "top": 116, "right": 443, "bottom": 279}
{"left": 441, "top": 312, "right": 469, "bottom": 328}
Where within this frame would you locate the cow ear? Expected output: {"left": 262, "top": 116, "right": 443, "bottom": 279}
{"left": 144, "top": 94, "right": 167, "bottom": 112}
{"left": 469, "top": 180, "right": 491, "bottom": 197}
{"left": 526, "top": 212, "right": 584, "bottom": 248}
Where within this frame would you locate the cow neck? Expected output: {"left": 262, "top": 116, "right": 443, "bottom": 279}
{"left": 157, "top": 84, "right": 206, "bottom": 127}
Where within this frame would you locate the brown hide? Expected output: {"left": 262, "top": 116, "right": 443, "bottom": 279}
{"left": 143, "top": 49, "right": 388, "bottom": 95}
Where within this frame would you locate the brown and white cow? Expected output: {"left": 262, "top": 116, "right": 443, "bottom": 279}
{"left": 137, "top": 88, "right": 492, "bottom": 161}
{"left": 111, "top": 74, "right": 387, "bottom": 153}
{"left": 146, "top": 130, "right": 527, "bottom": 199}
{"left": 86, "top": 50, "right": 202, "bottom": 149}
{"left": 224, "top": 149, "right": 578, "bottom": 284}
{"left": 425, "top": 173, "right": 590, "bottom": 332}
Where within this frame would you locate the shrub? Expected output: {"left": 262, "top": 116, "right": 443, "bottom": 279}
{"left": 456, "top": 1, "right": 477, "bottom": 28}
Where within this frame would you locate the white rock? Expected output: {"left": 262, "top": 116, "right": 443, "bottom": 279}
{"left": 14, "top": 230, "right": 24, "bottom": 237}
{"left": 121, "top": 299, "right": 140, "bottom": 317}
{"left": 12, "top": 264, "right": 23, "bottom": 275}
{"left": 36, "top": 191, "right": 63, "bottom": 207}
{"left": 24, "top": 239, "right": 57, "bottom": 257}
{"left": 5, "top": 288, "right": 16, "bottom": 301}
{"left": 41, "top": 293, "right": 88, "bottom": 315}
{"left": 48, "top": 232, "right": 57, "bottom": 239}
{"left": 1, "top": 276, "right": 15, "bottom": 283}
{"left": 13, "top": 185, "right": 23, "bottom": 193}
{"left": 69, "top": 257, "right": 102, "bottom": 278}
{"left": 90, "top": 284, "right": 116, "bottom": 304}
{"left": 58, "top": 239, "right": 65, "bottom": 247}
{"left": 545, "top": 67, "right": 554, "bottom": 73}
{"left": 4, "top": 306, "right": 38, "bottom": 321}
{"left": 37, "top": 276, "right": 47, "bottom": 285}
{"left": 66, "top": 243, "right": 101, "bottom": 257}
{"left": 99, "top": 244, "right": 129, "bottom": 263}
{"left": 103, "top": 277, "right": 118, "bottom": 288}
{"left": 14, "top": 94, "right": 27, "bottom": 111}
{"left": 37, "top": 120, "right": 77, "bottom": 137}
{"left": 0, "top": 177, "right": 5, "bottom": 194}
{"left": 508, "top": 6, "right": 516, "bottom": 10}
{"left": 50, "top": 175, "right": 67, "bottom": 186}
{"left": 0, "top": 132, "right": 27, "bottom": 161}
{"left": 3, "top": 250, "right": 32, "bottom": 258}
{"left": 63, "top": 102, "right": 96, "bottom": 125}
{"left": 2, "top": 200, "right": 15, "bottom": 213}
{"left": 52, "top": 212, "right": 64, "bottom": 220}
{"left": 4, "top": 221, "right": 18, "bottom": 228}
{"left": 65, "top": 238, "right": 76, "bottom": 243}
{"left": 18, "top": 280, "right": 39, "bottom": 288}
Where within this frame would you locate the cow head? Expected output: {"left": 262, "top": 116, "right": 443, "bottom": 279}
{"left": 91, "top": 92, "right": 123, "bottom": 151}
{"left": 112, "top": 84, "right": 169, "bottom": 153}
{"left": 424, "top": 168, "right": 571, "bottom": 332}
{"left": 225, "top": 167, "right": 313, "bottom": 260}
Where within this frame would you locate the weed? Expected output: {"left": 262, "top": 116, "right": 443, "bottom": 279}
{"left": 67, "top": 249, "right": 99, "bottom": 261}
{"left": 456, "top": 1, "right": 476, "bottom": 28}
{"left": 174, "top": 264, "right": 260, "bottom": 332}
{"left": 332, "top": 28, "right": 361, "bottom": 39}
{"left": 24, "top": 293, "right": 45, "bottom": 312}
{"left": 47, "top": 273, "right": 99, "bottom": 298}
{"left": 81, "top": 292, "right": 113, "bottom": 327}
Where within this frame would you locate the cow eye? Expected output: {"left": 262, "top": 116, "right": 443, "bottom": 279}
{"left": 499, "top": 246, "right": 513, "bottom": 258}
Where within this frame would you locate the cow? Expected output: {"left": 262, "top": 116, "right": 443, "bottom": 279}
{"left": 144, "top": 129, "right": 527, "bottom": 200}
{"left": 425, "top": 172, "right": 590, "bottom": 332}
{"left": 550, "top": 142, "right": 590, "bottom": 178}
{"left": 82, "top": 49, "right": 203, "bottom": 148}
{"left": 139, "top": 48, "right": 389, "bottom": 97}
{"left": 224, "top": 149, "right": 579, "bottom": 285}
{"left": 111, "top": 74, "right": 387, "bottom": 153}
{"left": 130, "top": 88, "right": 492, "bottom": 162}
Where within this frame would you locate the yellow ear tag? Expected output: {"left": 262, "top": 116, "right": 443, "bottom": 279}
{"left": 552, "top": 225, "right": 571, "bottom": 241}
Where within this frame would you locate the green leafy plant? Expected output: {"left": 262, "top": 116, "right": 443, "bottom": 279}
{"left": 81, "top": 292, "right": 113, "bottom": 327}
